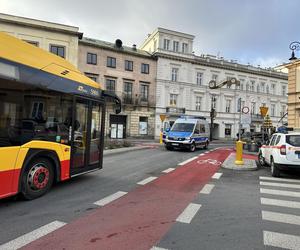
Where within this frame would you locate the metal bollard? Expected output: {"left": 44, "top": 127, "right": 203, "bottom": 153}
{"left": 235, "top": 140, "right": 244, "bottom": 165}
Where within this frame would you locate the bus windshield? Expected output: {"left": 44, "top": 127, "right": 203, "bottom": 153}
{"left": 171, "top": 123, "right": 195, "bottom": 132}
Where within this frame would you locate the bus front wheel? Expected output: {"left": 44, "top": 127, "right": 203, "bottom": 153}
{"left": 21, "top": 157, "right": 54, "bottom": 200}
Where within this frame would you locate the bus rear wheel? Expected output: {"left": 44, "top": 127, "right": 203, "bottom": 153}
{"left": 21, "top": 158, "right": 54, "bottom": 200}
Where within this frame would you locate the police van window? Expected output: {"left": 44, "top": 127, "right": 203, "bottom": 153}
{"left": 270, "top": 135, "right": 277, "bottom": 146}
{"left": 275, "top": 135, "right": 281, "bottom": 145}
{"left": 200, "top": 124, "right": 205, "bottom": 133}
{"left": 194, "top": 124, "right": 200, "bottom": 134}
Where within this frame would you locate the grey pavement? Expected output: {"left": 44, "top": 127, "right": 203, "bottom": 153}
{"left": 222, "top": 153, "right": 258, "bottom": 170}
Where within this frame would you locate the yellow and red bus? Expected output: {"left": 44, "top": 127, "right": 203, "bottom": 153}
{"left": 0, "top": 32, "right": 120, "bottom": 200}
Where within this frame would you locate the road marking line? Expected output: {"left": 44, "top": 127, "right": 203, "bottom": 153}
{"left": 162, "top": 168, "right": 175, "bottom": 173}
{"left": 199, "top": 153, "right": 205, "bottom": 156}
{"left": 262, "top": 211, "right": 300, "bottom": 225}
{"left": 261, "top": 197, "right": 300, "bottom": 209}
{"left": 260, "top": 181, "right": 300, "bottom": 189}
{"left": 150, "top": 247, "right": 169, "bottom": 250}
{"left": 0, "top": 221, "right": 66, "bottom": 250}
{"left": 260, "top": 176, "right": 300, "bottom": 183}
{"left": 200, "top": 184, "right": 215, "bottom": 194}
{"left": 212, "top": 173, "right": 222, "bottom": 179}
{"left": 137, "top": 176, "right": 157, "bottom": 185}
{"left": 264, "top": 231, "right": 300, "bottom": 250}
{"left": 94, "top": 191, "right": 127, "bottom": 206}
{"left": 178, "top": 156, "right": 198, "bottom": 166}
{"left": 176, "top": 203, "right": 202, "bottom": 224}
{"left": 260, "top": 188, "right": 300, "bottom": 198}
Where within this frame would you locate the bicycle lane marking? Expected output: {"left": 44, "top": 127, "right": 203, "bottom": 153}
{"left": 22, "top": 148, "right": 233, "bottom": 250}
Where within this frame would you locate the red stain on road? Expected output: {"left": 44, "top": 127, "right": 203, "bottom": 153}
{"left": 23, "top": 149, "right": 233, "bottom": 250}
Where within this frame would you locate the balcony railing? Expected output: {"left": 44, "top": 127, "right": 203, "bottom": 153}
{"left": 251, "top": 113, "right": 264, "bottom": 122}
{"left": 106, "top": 91, "right": 155, "bottom": 107}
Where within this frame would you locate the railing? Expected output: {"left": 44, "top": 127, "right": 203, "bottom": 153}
{"left": 251, "top": 113, "right": 264, "bottom": 122}
{"left": 106, "top": 91, "right": 155, "bottom": 107}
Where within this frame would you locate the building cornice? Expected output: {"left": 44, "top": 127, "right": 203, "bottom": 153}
{"left": 154, "top": 52, "right": 288, "bottom": 81}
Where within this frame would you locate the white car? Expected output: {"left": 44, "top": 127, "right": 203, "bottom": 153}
{"left": 258, "top": 132, "right": 300, "bottom": 177}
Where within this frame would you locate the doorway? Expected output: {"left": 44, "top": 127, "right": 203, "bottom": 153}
{"left": 110, "top": 115, "right": 126, "bottom": 139}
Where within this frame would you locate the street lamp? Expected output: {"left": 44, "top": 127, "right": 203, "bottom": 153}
{"left": 210, "top": 94, "right": 216, "bottom": 141}
{"left": 289, "top": 41, "right": 300, "bottom": 61}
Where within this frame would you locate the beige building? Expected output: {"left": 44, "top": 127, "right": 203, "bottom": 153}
{"left": 286, "top": 59, "right": 300, "bottom": 129}
{"left": 78, "top": 38, "right": 157, "bottom": 138}
{"left": 0, "top": 13, "right": 82, "bottom": 66}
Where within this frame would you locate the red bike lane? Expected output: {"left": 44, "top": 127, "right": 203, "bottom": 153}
{"left": 23, "top": 148, "right": 233, "bottom": 250}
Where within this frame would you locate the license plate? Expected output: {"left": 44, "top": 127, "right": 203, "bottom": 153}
{"left": 172, "top": 143, "right": 179, "bottom": 146}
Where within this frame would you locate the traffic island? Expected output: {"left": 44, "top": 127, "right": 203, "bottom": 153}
{"left": 222, "top": 153, "right": 258, "bottom": 171}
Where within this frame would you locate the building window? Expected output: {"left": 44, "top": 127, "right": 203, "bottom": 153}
{"left": 271, "top": 104, "right": 276, "bottom": 116}
{"left": 246, "top": 83, "right": 249, "bottom": 91}
{"left": 107, "top": 57, "right": 116, "bottom": 68}
{"left": 87, "top": 53, "right": 97, "bottom": 65}
{"left": 182, "top": 43, "right": 188, "bottom": 53}
{"left": 171, "top": 68, "right": 178, "bottom": 82}
{"left": 141, "top": 63, "right": 149, "bottom": 74}
{"left": 212, "top": 96, "right": 217, "bottom": 110}
{"left": 240, "top": 82, "right": 244, "bottom": 90}
{"left": 196, "top": 72, "right": 203, "bottom": 86}
{"left": 24, "top": 40, "right": 39, "bottom": 47}
{"left": 106, "top": 79, "right": 116, "bottom": 92}
{"left": 271, "top": 83, "right": 276, "bottom": 95}
{"left": 266, "top": 85, "right": 269, "bottom": 94}
{"left": 261, "top": 82, "right": 265, "bottom": 93}
{"left": 140, "top": 84, "right": 149, "bottom": 102}
{"left": 125, "top": 60, "right": 133, "bottom": 71}
{"left": 170, "top": 94, "right": 178, "bottom": 106}
{"left": 163, "top": 39, "right": 170, "bottom": 50}
{"left": 124, "top": 82, "right": 133, "bottom": 103}
{"left": 225, "top": 99, "right": 231, "bottom": 113}
{"left": 139, "top": 117, "right": 148, "bottom": 135}
{"left": 173, "top": 41, "right": 179, "bottom": 52}
{"left": 84, "top": 73, "right": 98, "bottom": 82}
{"left": 50, "top": 45, "right": 65, "bottom": 58}
{"left": 282, "top": 85, "right": 287, "bottom": 96}
{"left": 280, "top": 105, "right": 286, "bottom": 117}
{"left": 257, "top": 84, "right": 260, "bottom": 93}
{"left": 195, "top": 96, "right": 202, "bottom": 111}
{"left": 251, "top": 102, "right": 256, "bottom": 115}
{"left": 212, "top": 74, "right": 218, "bottom": 82}
{"left": 250, "top": 80, "right": 255, "bottom": 92}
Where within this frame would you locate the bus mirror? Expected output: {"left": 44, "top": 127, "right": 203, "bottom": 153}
{"left": 102, "top": 91, "right": 122, "bottom": 114}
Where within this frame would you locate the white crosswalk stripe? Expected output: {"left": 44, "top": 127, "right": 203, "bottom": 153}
{"left": 259, "top": 176, "right": 300, "bottom": 249}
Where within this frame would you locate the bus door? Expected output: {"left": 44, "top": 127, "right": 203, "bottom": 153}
{"left": 70, "top": 97, "right": 104, "bottom": 176}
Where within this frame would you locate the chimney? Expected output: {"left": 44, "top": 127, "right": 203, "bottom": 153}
{"left": 132, "top": 44, "right": 137, "bottom": 51}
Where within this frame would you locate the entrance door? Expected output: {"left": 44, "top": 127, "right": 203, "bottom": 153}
{"left": 71, "top": 97, "right": 104, "bottom": 176}
{"left": 110, "top": 115, "right": 126, "bottom": 139}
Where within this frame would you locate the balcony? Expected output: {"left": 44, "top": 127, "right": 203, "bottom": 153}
{"left": 106, "top": 91, "right": 155, "bottom": 107}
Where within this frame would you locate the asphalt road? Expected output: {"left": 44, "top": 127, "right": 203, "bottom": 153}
{"left": 0, "top": 145, "right": 212, "bottom": 245}
{"left": 2, "top": 143, "right": 300, "bottom": 250}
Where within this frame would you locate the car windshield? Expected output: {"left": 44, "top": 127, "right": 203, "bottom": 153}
{"left": 286, "top": 135, "right": 300, "bottom": 146}
{"left": 171, "top": 123, "right": 194, "bottom": 132}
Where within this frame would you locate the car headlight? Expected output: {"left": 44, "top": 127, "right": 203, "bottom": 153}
{"left": 185, "top": 137, "right": 191, "bottom": 140}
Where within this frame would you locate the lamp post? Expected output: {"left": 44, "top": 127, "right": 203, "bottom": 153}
{"left": 289, "top": 41, "right": 300, "bottom": 61}
{"left": 210, "top": 94, "right": 216, "bottom": 141}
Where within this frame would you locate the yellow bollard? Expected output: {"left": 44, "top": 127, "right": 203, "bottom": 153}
{"left": 159, "top": 132, "right": 163, "bottom": 144}
{"left": 235, "top": 140, "right": 244, "bottom": 165}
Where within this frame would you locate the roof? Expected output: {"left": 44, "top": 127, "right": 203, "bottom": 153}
{"left": 0, "top": 32, "right": 100, "bottom": 89}
{"left": 80, "top": 37, "right": 154, "bottom": 59}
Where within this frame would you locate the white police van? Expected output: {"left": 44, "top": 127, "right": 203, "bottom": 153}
{"left": 164, "top": 116, "right": 210, "bottom": 152}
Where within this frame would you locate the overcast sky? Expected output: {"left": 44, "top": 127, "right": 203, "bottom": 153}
{"left": 1, "top": 0, "right": 299, "bottom": 67}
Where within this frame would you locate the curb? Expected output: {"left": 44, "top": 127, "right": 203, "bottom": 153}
{"left": 222, "top": 153, "right": 258, "bottom": 171}
{"left": 103, "top": 145, "right": 153, "bottom": 156}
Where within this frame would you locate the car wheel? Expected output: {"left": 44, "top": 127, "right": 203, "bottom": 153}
{"left": 21, "top": 157, "right": 54, "bottom": 200}
{"left": 190, "top": 142, "right": 196, "bottom": 152}
{"left": 258, "top": 152, "right": 265, "bottom": 167}
{"left": 271, "top": 158, "right": 280, "bottom": 177}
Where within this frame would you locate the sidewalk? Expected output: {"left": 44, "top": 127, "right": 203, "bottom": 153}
{"left": 103, "top": 145, "right": 154, "bottom": 156}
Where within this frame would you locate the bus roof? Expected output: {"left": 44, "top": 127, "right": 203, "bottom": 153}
{"left": 0, "top": 32, "right": 102, "bottom": 90}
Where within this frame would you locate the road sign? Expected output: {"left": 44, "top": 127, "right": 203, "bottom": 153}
{"left": 242, "top": 106, "right": 249, "bottom": 114}
{"left": 160, "top": 114, "right": 166, "bottom": 122}
{"left": 260, "top": 107, "right": 268, "bottom": 117}
{"left": 241, "top": 113, "right": 251, "bottom": 125}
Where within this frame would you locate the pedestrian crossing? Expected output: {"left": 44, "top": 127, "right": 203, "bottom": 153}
{"left": 259, "top": 175, "right": 300, "bottom": 250}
